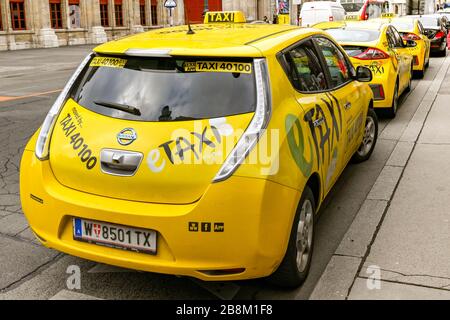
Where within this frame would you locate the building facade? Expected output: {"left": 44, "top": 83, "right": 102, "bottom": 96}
{"left": 0, "top": 0, "right": 297, "bottom": 51}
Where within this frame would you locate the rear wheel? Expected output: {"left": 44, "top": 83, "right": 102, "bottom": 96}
{"left": 439, "top": 45, "right": 447, "bottom": 57}
{"left": 386, "top": 81, "right": 398, "bottom": 118}
{"left": 352, "top": 108, "right": 378, "bottom": 163}
{"left": 268, "top": 187, "right": 315, "bottom": 288}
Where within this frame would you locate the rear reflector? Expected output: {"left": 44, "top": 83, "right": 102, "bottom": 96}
{"left": 198, "top": 268, "right": 246, "bottom": 276}
{"left": 369, "top": 84, "right": 385, "bottom": 100}
{"left": 413, "top": 55, "right": 419, "bottom": 65}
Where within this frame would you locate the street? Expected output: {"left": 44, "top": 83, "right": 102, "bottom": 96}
{"left": 0, "top": 45, "right": 449, "bottom": 300}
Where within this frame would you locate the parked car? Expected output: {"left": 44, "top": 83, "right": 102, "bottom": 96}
{"left": 300, "top": 1, "right": 346, "bottom": 27}
{"left": 20, "top": 10, "right": 377, "bottom": 288}
{"left": 409, "top": 15, "right": 448, "bottom": 56}
{"left": 437, "top": 9, "right": 450, "bottom": 48}
{"left": 315, "top": 20, "right": 414, "bottom": 117}
{"left": 388, "top": 17, "right": 431, "bottom": 78}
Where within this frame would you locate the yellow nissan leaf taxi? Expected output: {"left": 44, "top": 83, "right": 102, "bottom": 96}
{"left": 377, "top": 16, "right": 431, "bottom": 77}
{"left": 20, "top": 11, "right": 377, "bottom": 287}
{"left": 314, "top": 20, "right": 415, "bottom": 118}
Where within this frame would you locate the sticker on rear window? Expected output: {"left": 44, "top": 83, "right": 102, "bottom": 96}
{"left": 90, "top": 57, "right": 127, "bottom": 68}
{"left": 184, "top": 61, "right": 252, "bottom": 74}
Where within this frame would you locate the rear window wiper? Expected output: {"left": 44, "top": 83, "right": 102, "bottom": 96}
{"left": 94, "top": 100, "right": 141, "bottom": 116}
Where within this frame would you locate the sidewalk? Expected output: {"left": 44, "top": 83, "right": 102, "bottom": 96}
{"left": 310, "top": 56, "right": 450, "bottom": 300}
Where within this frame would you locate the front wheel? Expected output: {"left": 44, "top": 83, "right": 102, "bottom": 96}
{"left": 268, "top": 187, "right": 315, "bottom": 288}
{"left": 352, "top": 108, "right": 378, "bottom": 163}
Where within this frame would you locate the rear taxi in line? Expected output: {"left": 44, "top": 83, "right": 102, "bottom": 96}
{"left": 20, "top": 11, "right": 377, "bottom": 287}
{"left": 380, "top": 16, "right": 431, "bottom": 77}
{"left": 314, "top": 20, "right": 415, "bottom": 117}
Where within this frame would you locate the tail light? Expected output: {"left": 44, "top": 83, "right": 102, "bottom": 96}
{"left": 35, "top": 53, "right": 93, "bottom": 160}
{"left": 354, "top": 47, "right": 390, "bottom": 60}
{"left": 402, "top": 33, "right": 420, "bottom": 41}
{"left": 434, "top": 31, "right": 445, "bottom": 39}
{"left": 213, "top": 59, "right": 271, "bottom": 182}
{"left": 413, "top": 55, "right": 419, "bottom": 65}
{"left": 329, "top": 16, "right": 334, "bottom": 22}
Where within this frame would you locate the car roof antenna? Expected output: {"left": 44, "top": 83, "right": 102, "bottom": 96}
{"left": 184, "top": 4, "right": 195, "bottom": 35}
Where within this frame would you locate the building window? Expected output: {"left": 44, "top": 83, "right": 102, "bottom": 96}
{"left": 151, "top": 0, "right": 158, "bottom": 25}
{"left": 49, "top": 0, "right": 63, "bottom": 29}
{"left": 114, "top": 0, "right": 123, "bottom": 27}
{"left": 69, "top": 0, "right": 81, "bottom": 29}
{"left": 0, "top": 3, "right": 3, "bottom": 31}
{"left": 100, "top": 0, "right": 109, "bottom": 27}
{"left": 140, "top": 0, "right": 146, "bottom": 26}
{"left": 10, "top": 0, "right": 26, "bottom": 30}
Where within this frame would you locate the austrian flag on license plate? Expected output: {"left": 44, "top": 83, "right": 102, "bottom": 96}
{"left": 73, "top": 218, "right": 157, "bottom": 254}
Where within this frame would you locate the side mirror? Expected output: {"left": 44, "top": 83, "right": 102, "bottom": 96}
{"left": 355, "top": 66, "right": 372, "bottom": 82}
{"left": 404, "top": 39, "right": 417, "bottom": 47}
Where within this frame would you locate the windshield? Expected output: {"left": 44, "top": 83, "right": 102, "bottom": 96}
{"left": 71, "top": 55, "right": 256, "bottom": 122}
{"left": 342, "top": 3, "right": 364, "bottom": 12}
{"left": 326, "top": 28, "right": 380, "bottom": 42}
{"left": 418, "top": 17, "right": 440, "bottom": 28}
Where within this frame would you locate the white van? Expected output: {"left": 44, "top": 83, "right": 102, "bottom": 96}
{"left": 300, "top": 1, "right": 346, "bottom": 27}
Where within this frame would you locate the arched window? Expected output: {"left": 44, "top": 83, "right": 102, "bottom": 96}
{"left": 140, "top": 0, "right": 146, "bottom": 26}
{"left": 100, "top": 0, "right": 109, "bottom": 27}
{"left": 49, "top": 0, "right": 63, "bottom": 29}
{"left": 151, "top": 0, "right": 158, "bottom": 25}
{"left": 10, "top": 0, "right": 26, "bottom": 30}
{"left": 68, "top": 0, "right": 81, "bottom": 29}
{"left": 114, "top": 0, "right": 123, "bottom": 27}
{"left": 0, "top": 3, "right": 3, "bottom": 30}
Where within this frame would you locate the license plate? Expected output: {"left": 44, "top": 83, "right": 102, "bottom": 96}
{"left": 73, "top": 218, "right": 157, "bottom": 254}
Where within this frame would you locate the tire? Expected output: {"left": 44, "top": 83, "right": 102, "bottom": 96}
{"left": 386, "top": 81, "right": 398, "bottom": 118}
{"left": 352, "top": 108, "right": 378, "bottom": 163}
{"left": 268, "top": 187, "right": 315, "bottom": 288}
{"left": 440, "top": 48, "right": 447, "bottom": 57}
{"left": 406, "top": 66, "right": 413, "bottom": 91}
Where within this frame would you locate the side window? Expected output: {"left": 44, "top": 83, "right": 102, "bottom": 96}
{"left": 315, "top": 37, "right": 351, "bottom": 88}
{"left": 386, "top": 28, "right": 395, "bottom": 48}
{"left": 391, "top": 27, "right": 404, "bottom": 47}
{"left": 418, "top": 21, "right": 425, "bottom": 35}
{"left": 284, "top": 40, "right": 327, "bottom": 92}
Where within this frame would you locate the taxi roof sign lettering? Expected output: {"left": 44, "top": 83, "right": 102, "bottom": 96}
{"left": 204, "top": 11, "right": 246, "bottom": 24}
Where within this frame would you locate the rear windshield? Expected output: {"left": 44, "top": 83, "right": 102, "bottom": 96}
{"left": 418, "top": 17, "right": 440, "bottom": 28}
{"left": 341, "top": 3, "right": 364, "bottom": 12}
{"left": 70, "top": 55, "right": 256, "bottom": 122}
{"left": 326, "top": 28, "right": 380, "bottom": 42}
{"left": 391, "top": 21, "right": 414, "bottom": 31}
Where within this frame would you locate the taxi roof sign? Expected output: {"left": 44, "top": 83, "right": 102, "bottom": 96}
{"left": 381, "top": 13, "right": 397, "bottom": 18}
{"left": 204, "top": 11, "right": 246, "bottom": 24}
{"left": 345, "top": 14, "right": 360, "bottom": 21}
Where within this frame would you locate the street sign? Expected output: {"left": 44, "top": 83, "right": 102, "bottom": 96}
{"left": 164, "top": 0, "right": 177, "bottom": 9}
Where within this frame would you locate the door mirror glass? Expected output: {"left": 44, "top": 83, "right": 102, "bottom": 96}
{"left": 355, "top": 66, "right": 372, "bottom": 82}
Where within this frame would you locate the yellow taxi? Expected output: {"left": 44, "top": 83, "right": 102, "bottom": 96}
{"left": 377, "top": 16, "right": 431, "bottom": 77}
{"left": 20, "top": 11, "right": 377, "bottom": 287}
{"left": 314, "top": 20, "right": 415, "bottom": 117}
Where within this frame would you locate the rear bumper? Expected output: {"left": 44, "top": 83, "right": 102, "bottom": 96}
{"left": 20, "top": 150, "right": 300, "bottom": 281}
